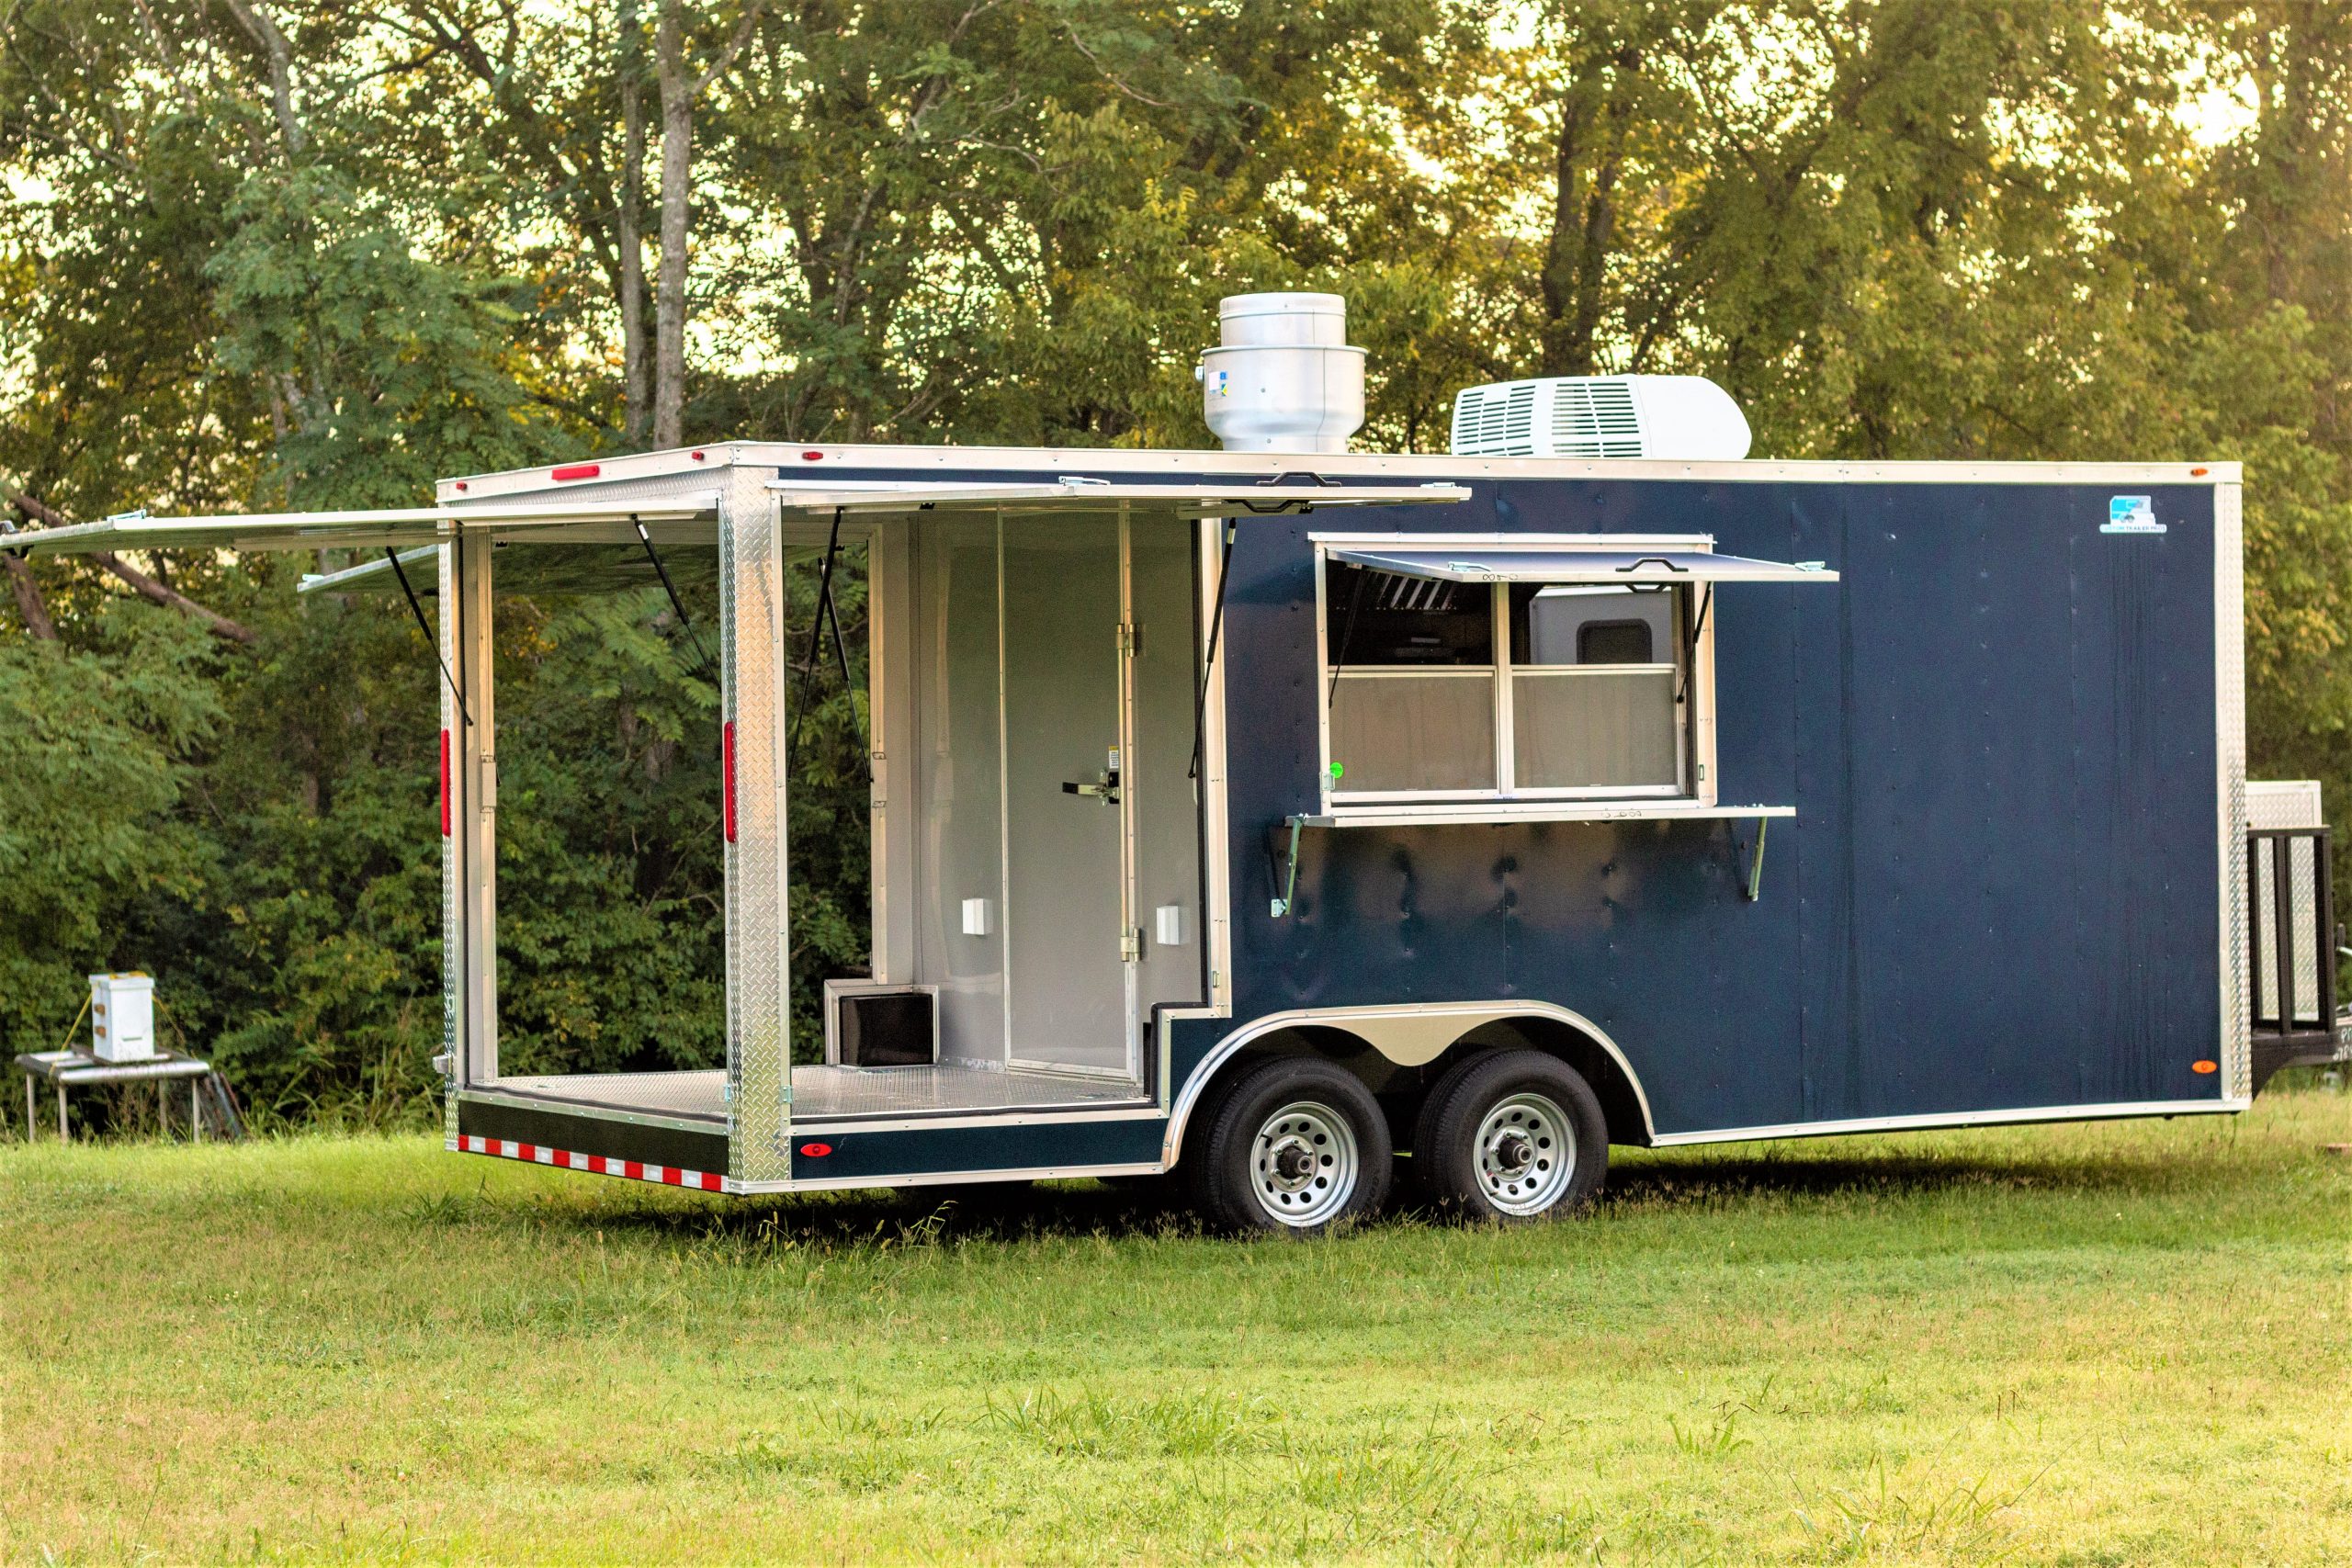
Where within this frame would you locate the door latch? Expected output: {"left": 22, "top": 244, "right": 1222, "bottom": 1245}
{"left": 1061, "top": 746, "right": 1122, "bottom": 805}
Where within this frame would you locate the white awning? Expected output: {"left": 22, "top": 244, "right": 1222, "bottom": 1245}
{"left": 1325, "top": 544, "right": 1838, "bottom": 584}
{"left": 3, "top": 493, "right": 721, "bottom": 558}
{"left": 767, "top": 479, "right": 1471, "bottom": 519}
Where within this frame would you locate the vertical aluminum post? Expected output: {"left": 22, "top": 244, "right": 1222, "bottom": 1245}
{"left": 724, "top": 469, "right": 791, "bottom": 1185}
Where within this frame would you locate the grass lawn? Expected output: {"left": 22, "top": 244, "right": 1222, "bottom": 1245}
{"left": 1, "top": 1089, "right": 2346, "bottom": 1564}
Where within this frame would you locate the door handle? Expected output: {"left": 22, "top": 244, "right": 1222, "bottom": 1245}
{"left": 1061, "top": 769, "right": 1120, "bottom": 805}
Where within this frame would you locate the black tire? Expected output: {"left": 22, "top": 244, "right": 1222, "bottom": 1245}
{"left": 1190, "top": 1057, "right": 1392, "bottom": 1235}
{"left": 1419, "top": 1050, "right": 1607, "bottom": 1222}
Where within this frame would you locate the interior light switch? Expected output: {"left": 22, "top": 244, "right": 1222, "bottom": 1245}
{"left": 962, "top": 897, "right": 993, "bottom": 938}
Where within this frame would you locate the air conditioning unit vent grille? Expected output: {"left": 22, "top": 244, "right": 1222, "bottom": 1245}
{"left": 1447, "top": 376, "right": 1750, "bottom": 461}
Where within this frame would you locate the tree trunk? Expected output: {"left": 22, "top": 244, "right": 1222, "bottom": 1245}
{"left": 8, "top": 491, "right": 257, "bottom": 645}
{"left": 653, "top": 0, "right": 693, "bottom": 448}
{"left": 1, "top": 549, "right": 57, "bottom": 641}
{"left": 1539, "top": 45, "right": 1642, "bottom": 378}
{"left": 620, "top": 0, "right": 651, "bottom": 445}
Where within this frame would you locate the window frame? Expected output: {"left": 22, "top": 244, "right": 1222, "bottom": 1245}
{"left": 1311, "top": 534, "right": 1720, "bottom": 815}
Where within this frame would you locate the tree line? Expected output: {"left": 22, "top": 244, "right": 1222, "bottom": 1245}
{"left": 0, "top": 1, "right": 2344, "bottom": 1122}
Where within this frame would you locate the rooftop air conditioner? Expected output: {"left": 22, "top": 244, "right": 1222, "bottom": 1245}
{"left": 1448, "top": 375, "right": 1750, "bottom": 461}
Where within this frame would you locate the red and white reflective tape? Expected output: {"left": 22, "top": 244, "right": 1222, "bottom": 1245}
{"left": 456, "top": 1134, "right": 724, "bottom": 1191}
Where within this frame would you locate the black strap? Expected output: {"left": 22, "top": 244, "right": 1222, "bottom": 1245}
{"left": 633, "top": 515, "right": 717, "bottom": 683}
{"left": 1187, "top": 521, "right": 1238, "bottom": 783}
{"left": 384, "top": 548, "right": 471, "bottom": 728}
{"left": 1678, "top": 586, "right": 1711, "bottom": 705}
{"left": 791, "top": 506, "right": 866, "bottom": 759}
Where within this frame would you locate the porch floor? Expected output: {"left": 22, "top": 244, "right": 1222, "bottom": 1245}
{"left": 481, "top": 1062, "right": 1148, "bottom": 1127}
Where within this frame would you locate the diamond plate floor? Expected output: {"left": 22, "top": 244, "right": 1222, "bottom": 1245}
{"left": 793, "top": 1063, "right": 1148, "bottom": 1120}
{"left": 481, "top": 1062, "right": 1147, "bottom": 1125}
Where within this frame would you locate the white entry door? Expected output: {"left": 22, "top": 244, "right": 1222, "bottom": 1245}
{"left": 1001, "top": 515, "right": 1136, "bottom": 1077}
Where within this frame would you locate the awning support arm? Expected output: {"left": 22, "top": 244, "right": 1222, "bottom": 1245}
{"left": 1678, "top": 586, "right": 1711, "bottom": 705}
{"left": 791, "top": 505, "right": 865, "bottom": 759}
{"left": 633, "top": 515, "right": 717, "bottom": 684}
{"left": 1186, "top": 519, "right": 1238, "bottom": 784}
{"left": 384, "top": 548, "right": 471, "bottom": 728}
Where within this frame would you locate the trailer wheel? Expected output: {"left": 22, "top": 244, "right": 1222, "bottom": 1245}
{"left": 1419, "top": 1050, "right": 1606, "bottom": 1222}
{"left": 1193, "top": 1058, "right": 1391, "bottom": 1235}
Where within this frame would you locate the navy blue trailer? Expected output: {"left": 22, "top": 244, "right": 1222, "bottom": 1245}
{"left": 18, "top": 445, "right": 2332, "bottom": 1229}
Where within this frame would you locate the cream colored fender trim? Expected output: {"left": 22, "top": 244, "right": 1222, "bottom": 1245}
{"left": 1160, "top": 1001, "right": 1657, "bottom": 1165}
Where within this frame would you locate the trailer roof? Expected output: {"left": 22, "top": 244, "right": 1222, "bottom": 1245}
{"left": 433, "top": 443, "right": 2240, "bottom": 504}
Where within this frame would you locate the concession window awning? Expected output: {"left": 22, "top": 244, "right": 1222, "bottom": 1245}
{"left": 2, "top": 493, "right": 722, "bottom": 558}
{"left": 769, "top": 479, "right": 1472, "bottom": 519}
{"left": 1324, "top": 544, "right": 1838, "bottom": 584}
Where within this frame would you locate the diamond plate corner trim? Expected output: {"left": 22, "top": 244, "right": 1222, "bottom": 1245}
{"left": 2216, "top": 481, "right": 2250, "bottom": 1099}
{"left": 440, "top": 540, "right": 461, "bottom": 1146}
{"left": 726, "top": 468, "right": 792, "bottom": 1184}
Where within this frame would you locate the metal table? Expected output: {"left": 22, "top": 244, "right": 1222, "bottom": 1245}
{"left": 16, "top": 1049, "right": 221, "bottom": 1141}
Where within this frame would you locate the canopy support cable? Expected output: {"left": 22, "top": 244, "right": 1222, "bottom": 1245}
{"left": 1678, "top": 586, "right": 1711, "bottom": 705}
{"left": 1325, "top": 566, "right": 1371, "bottom": 710}
{"left": 1186, "top": 519, "right": 1238, "bottom": 784}
{"left": 384, "top": 548, "right": 471, "bottom": 728}
{"left": 632, "top": 515, "right": 718, "bottom": 684}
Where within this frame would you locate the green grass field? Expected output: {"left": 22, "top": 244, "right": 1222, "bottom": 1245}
{"left": 3, "top": 1089, "right": 2346, "bottom": 1565}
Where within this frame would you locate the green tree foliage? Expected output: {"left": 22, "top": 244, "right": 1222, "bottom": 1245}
{"left": 0, "top": 0, "right": 2344, "bottom": 1118}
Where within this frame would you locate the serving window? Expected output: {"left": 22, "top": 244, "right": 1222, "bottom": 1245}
{"left": 1323, "top": 559, "right": 1700, "bottom": 803}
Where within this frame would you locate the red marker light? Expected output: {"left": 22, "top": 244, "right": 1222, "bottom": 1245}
{"left": 722, "top": 720, "right": 738, "bottom": 843}
{"left": 550, "top": 462, "right": 601, "bottom": 481}
{"left": 798, "top": 1142, "right": 832, "bottom": 1157}
{"left": 801, "top": 450, "right": 824, "bottom": 461}
{"left": 690, "top": 449, "right": 707, "bottom": 461}
{"left": 453, "top": 480, "right": 468, "bottom": 491}
{"left": 439, "top": 729, "right": 451, "bottom": 836}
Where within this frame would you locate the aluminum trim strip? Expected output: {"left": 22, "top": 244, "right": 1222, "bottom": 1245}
{"left": 1650, "top": 1098, "right": 2245, "bottom": 1145}
{"left": 2216, "top": 483, "right": 2251, "bottom": 1098}
{"left": 1295, "top": 803, "right": 1793, "bottom": 829}
{"left": 728, "top": 1160, "right": 1166, "bottom": 1195}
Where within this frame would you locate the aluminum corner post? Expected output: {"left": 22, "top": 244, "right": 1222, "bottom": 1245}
{"left": 447, "top": 534, "right": 499, "bottom": 1127}
{"left": 723, "top": 466, "right": 792, "bottom": 1184}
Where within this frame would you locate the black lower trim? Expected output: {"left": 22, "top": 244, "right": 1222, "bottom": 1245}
{"left": 456, "top": 1096, "right": 729, "bottom": 1173}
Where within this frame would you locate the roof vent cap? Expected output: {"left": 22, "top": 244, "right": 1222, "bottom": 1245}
{"left": 1196, "top": 292, "right": 1366, "bottom": 454}
{"left": 1449, "top": 375, "right": 1750, "bottom": 460}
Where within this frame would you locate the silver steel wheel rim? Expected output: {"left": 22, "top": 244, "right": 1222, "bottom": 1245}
{"left": 1475, "top": 1092, "right": 1575, "bottom": 1215}
{"left": 1250, "top": 1100, "right": 1359, "bottom": 1228}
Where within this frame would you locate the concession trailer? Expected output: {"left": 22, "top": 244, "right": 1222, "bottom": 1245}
{"left": 10, "top": 294, "right": 2338, "bottom": 1232}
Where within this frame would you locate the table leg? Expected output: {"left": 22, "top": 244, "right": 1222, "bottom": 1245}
{"left": 23, "top": 1074, "right": 31, "bottom": 1142}
{"left": 192, "top": 1079, "right": 203, "bottom": 1142}
{"left": 57, "top": 1083, "right": 68, "bottom": 1143}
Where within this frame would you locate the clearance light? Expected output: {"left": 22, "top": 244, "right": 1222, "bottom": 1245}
{"left": 2191, "top": 1059, "right": 2218, "bottom": 1075}
{"left": 801, "top": 450, "right": 824, "bottom": 461}
{"left": 722, "top": 720, "right": 738, "bottom": 843}
{"left": 799, "top": 1142, "right": 833, "bottom": 1157}
{"left": 550, "top": 462, "right": 601, "bottom": 481}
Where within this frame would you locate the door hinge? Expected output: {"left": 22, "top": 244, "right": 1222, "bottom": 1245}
{"left": 1120, "top": 929, "right": 1142, "bottom": 962}
{"left": 1118, "top": 621, "right": 1141, "bottom": 655}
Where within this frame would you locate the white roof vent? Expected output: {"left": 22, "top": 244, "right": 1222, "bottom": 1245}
{"left": 1449, "top": 375, "right": 1750, "bottom": 460}
{"left": 1196, "top": 293, "right": 1366, "bottom": 454}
